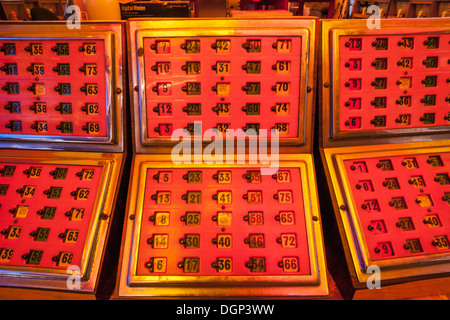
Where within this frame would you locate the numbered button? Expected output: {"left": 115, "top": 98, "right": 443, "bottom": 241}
{"left": 65, "top": 208, "right": 84, "bottom": 222}
{"left": 9, "top": 205, "right": 29, "bottom": 218}
{"left": 154, "top": 124, "right": 173, "bottom": 136}
{"left": 242, "top": 61, "right": 261, "bottom": 74}
{"left": 80, "top": 63, "right": 98, "bottom": 76}
{"left": 82, "top": 122, "right": 100, "bottom": 135}
{"left": 1, "top": 226, "right": 22, "bottom": 240}
{"left": 152, "top": 83, "right": 172, "bottom": 96}
{"left": 22, "top": 166, "right": 42, "bottom": 179}
{"left": 178, "top": 257, "right": 200, "bottom": 273}
{"left": 59, "top": 229, "right": 79, "bottom": 244}
{"left": 53, "top": 63, "right": 70, "bottom": 76}
{"left": 212, "top": 61, "right": 231, "bottom": 75}
{"left": 26, "top": 43, "right": 43, "bottom": 55}
{"left": 154, "top": 171, "right": 172, "bottom": 184}
{"left": 242, "top": 39, "right": 261, "bottom": 53}
{"left": 145, "top": 257, "right": 167, "bottom": 273}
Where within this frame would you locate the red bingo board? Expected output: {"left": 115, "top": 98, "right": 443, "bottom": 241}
{"left": 0, "top": 39, "right": 109, "bottom": 139}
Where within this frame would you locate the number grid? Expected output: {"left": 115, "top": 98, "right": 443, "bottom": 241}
{"left": 344, "top": 152, "right": 450, "bottom": 261}
{"left": 143, "top": 36, "right": 301, "bottom": 139}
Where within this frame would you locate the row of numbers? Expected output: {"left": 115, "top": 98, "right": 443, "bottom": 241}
{"left": 1, "top": 82, "right": 100, "bottom": 96}
{"left": 344, "top": 94, "right": 446, "bottom": 109}
{"left": 0, "top": 165, "right": 95, "bottom": 179}
{"left": 0, "top": 42, "right": 98, "bottom": 56}
{"left": 369, "top": 213, "right": 445, "bottom": 234}
{"left": 2, "top": 185, "right": 91, "bottom": 201}
{"left": 0, "top": 248, "right": 74, "bottom": 267}
{"left": 156, "top": 122, "right": 289, "bottom": 136}
{"left": 374, "top": 235, "right": 450, "bottom": 257}
{"left": 151, "top": 39, "right": 293, "bottom": 54}
{"left": 0, "top": 162, "right": 102, "bottom": 270}
{"left": 345, "top": 56, "right": 443, "bottom": 71}
{"left": 146, "top": 233, "right": 298, "bottom": 249}
{"left": 145, "top": 256, "right": 300, "bottom": 273}
{"left": 344, "top": 75, "right": 445, "bottom": 90}
{"left": 139, "top": 167, "right": 306, "bottom": 276}
{"left": 339, "top": 33, "right": 449, "bottom": 134}
{"left": 344, "top": 112, "right": 450, "bottom": 129}
{"left": 1, "top": 227, "right": 79, "bottom": 243}
{"left": 149, "top": 211, "right": 295, "bottom": 227}
{"left": 153, "top": 102, "right": 290, "bottom": 117}
{"left": 349, "top": 155, "right": 445, "bottom": 172}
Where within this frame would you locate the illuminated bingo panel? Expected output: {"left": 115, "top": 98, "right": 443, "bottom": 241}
{"left": 137, "top": 167, "right": 309, "bottom": 276}
{"left": 118, "top": 159, "right": 328, "bottom": 297}
{"left": 0, "top": 39, "right": 109, "bottom": 140}
{"left": 343, "top": 152, "right": 450, "bottom": 262}
{"left": 0, "top": 161, "right": 103, "bottom": 270}
{"left": 130, "top": 19, "right": 317, "bottom": 148}
{"left": 333, "top": 30, "right": 450, "bottom": 137}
